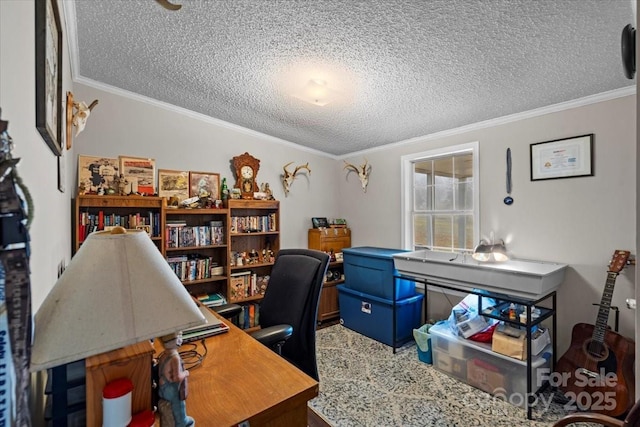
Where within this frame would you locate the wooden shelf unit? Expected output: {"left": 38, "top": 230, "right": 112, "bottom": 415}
{"left": 308, "top": 227, "right": 351, "bottom": 323}
{"left": 226, "top": 199, "right": 280, "bottom": 330}
{"left": 73, "top": 195, "right": 166, "bottom": 254}
{"left": 164, "top": 207, "right": 229, "bottom": 299}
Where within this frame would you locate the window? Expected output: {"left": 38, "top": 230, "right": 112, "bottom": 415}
{"left": 401, "top": 142, "right": 479, "bottom": 253}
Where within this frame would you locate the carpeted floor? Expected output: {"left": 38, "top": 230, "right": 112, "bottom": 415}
{"left": 309, "top": 324, "right": 598, "bottom": 427}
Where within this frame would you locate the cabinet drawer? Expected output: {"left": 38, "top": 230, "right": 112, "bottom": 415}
{"left": 308, "top": 228, "right": 351, "bottom": 253}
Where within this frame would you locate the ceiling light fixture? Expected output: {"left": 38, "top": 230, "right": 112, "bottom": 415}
{"left": 292, "top": 79, "right": 338, "bottom": 106}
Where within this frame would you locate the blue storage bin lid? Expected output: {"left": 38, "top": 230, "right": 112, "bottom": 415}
{"left": 342, "top": 246, "right": 409, "bottom": 259}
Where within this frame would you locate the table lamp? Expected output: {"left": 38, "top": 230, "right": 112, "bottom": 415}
{"left": 471, "top": 239, "right": 509, "bottom": 263}
{"left": 31, "top": 226, "right": 205, "bottom": 371}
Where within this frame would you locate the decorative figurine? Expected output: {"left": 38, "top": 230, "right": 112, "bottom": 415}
{"left": 158, "top": 332, "right": 194, "bottom": 427}
{"left": 114, "top": 173, "right": 128, "bottom": 196}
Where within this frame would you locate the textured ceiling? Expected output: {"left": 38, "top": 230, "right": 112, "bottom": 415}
{"left": 68, "top": 0, "right": 635, "bottom": 156}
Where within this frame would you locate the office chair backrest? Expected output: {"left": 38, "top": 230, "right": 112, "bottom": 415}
{"left": 258, "top": 248, "right": 330, "bottom": 380}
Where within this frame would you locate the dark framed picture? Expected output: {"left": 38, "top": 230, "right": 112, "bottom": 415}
{"left": 312, "top": 217, "right": 329, "bottom": 228}
{"left": 35, "top": 0, "right": 63, "bottom": 156}
{"left": 530, "top": 134, "right": 594, "bottom": 181}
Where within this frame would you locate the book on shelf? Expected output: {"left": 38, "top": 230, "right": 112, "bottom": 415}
{"left": 196, "top": 292, "right": 227, "bottom": 307}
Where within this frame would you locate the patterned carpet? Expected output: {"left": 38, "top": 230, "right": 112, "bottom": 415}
{"left": 309, "top": 324, "right": 598, "bottom": 427}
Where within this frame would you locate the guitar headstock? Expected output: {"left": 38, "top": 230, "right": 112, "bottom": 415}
{"left": 608, "top": 250, "right": 631, "bottom": 273}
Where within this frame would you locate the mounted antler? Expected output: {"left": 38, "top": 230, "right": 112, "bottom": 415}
{"left": 282, "top": 162, "right": 311, "bottom": 196}
{"left": 344, "top": 158, "right": 372, "bottom": 193}
{"left": 72, "top": 99, "right": 99, "bottom": 137}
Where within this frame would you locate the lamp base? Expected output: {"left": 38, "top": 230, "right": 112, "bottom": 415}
{"left": 85, "top": 341, "right": 154, "bottom": 427}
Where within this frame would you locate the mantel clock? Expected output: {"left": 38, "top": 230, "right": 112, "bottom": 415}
{"left": 232, "top": 152, "right": 260, "bottom": 199}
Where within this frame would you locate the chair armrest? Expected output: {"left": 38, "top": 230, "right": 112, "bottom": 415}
{"left": 212, "top": 303, "right": 242, "bottom": 319}
{"left": 250, "top": 324, "right": 293, "bottom": 348}
{"left": 553, "top": 413, "right": 624, "bottom": 427}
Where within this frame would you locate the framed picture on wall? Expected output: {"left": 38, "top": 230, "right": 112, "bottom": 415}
{"left": 35, "top": 0, "right": 63, "bottom": 156}
{"left": 158, "top": 169, "right": 190, "bottom": 202}
{"left": 189, "top": 171, "right": 221, "bottom": 200}
{"left": 530, "top": 134, "right": 594, "bottom": 181}
{"left": 119, "top": 156, "right": 156, "bottom": 195}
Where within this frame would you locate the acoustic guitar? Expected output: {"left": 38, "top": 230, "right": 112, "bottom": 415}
{"left": 555, "top": 250, "right": 636, "bottom": 418}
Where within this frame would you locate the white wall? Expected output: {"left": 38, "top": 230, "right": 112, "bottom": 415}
{"left": 0, "top": 0, "right": 72, "bottom": 313}
{"left": 340, "top": 94, "right": 637, "bottom": 354}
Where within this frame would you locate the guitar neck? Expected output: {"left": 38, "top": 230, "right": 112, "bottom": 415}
{"left": 592, "top": 272, "right": 617, "bottom": 343}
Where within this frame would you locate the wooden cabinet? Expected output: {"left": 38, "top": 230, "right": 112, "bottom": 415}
{"left": 308, "top": 228, "right": 351, "bottom": 323}
{"left": 227, "top": 199, "right": 280, "bottom": 330}
{"left": 74, "top": 195, "right": 165, "bottom": 254}
{"left": 164, "top": 207, "right": 229, "bottom": 299}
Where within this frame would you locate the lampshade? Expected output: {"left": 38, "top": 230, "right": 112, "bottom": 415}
{"left": 292, "top": 79, "right": 339, "bottom": 106}
{"left": 31, "top": 227, "right": 206, "bottom": 371}
{"left": 472, "top": 239, "right": 509, "bottom": 263}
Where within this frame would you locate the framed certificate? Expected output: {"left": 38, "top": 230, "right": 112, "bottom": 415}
{"left": 530, "top": 134, "right": 593, "bottom": 181}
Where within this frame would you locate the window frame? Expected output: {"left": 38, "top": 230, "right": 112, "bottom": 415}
{"left": 400, "top": 141, "right": 480, "bottom": 252}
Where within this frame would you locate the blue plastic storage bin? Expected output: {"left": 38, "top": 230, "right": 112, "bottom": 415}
{"left": 338, "top": 284, "right": 424, "bottom": 347}
{"left": 343, "top": 246, "right": 415, "bottom": 300}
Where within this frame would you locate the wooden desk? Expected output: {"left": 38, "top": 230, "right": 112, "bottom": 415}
{"left": 163, "top": 314, "right": 319, "bottom": 426}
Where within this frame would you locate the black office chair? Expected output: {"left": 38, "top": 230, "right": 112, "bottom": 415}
{"left": 250, "top": 248, "right": 330, "bottom": 381}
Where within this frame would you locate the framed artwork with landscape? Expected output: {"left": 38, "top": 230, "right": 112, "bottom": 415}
{"left": 119, "top": 156, "right": 156, "bottom": 195}
{"left": 158, "top": 169, "right": 190, "bottom": 202}
{"left": 189, "top": 171, "right": 220, "bottom": 200}
{"left": 35, "top": 0, "right": 63, "bottom": 156}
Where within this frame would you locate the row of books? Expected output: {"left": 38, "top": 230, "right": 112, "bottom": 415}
{"left": 236, "top": 303, "right": 260, "bottom": 330}
{"left": 195, "top": 292, "right": 227, "bottom": 308}
{"left": 78, "top": 210, "right": 161, "bottom": 242}
{"left": 230, "top": 214, "right": 277, "bottom": 234}
{"left": 167, "top": 255, "right": 218, "bottom": 282}
{"left": 166, "top": 220, "right": 225, "bottom": 248}
{"left": 229, "top": 271, "right": 269, "bottom": 302}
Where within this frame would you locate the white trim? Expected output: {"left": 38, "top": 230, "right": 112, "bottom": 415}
{"left": 73, "top": 77, "right": 337, "bottom": 159}
{"left": 62, "top": 0, "right": 80, "bottom": 80}
{"left": 400, "top": 141, "right": 479, "bottom": 251}
{"left": 339, "top": 86, "right": 635, "bottom": 159}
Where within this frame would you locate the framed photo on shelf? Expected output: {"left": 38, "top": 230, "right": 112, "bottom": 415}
{"left": 189, "top": 171, "right": 220, "bottom": 200}
{"left": 78, "top": 155, "right": 119, "bottom": 193}
{"left": 158, "top": 169, "right": 189, "bottom": 202}
{"left": 119, "top": 156, "right": 156, "bottom": 195}
{"left": 35, "top": 0, "right": 63, "bottom": 156}
{"left": 312, "top": 217, "right": 329, "bottom": 228}
{"left": 530, "top": 134, "right": 594, "bottom": 181}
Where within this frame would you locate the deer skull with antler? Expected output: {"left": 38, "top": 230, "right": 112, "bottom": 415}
{"left": 282, "top": 162, "right": 311, "bottom": 196}
{"left": 344, "top": 159, "right": 372, "bottom": 193}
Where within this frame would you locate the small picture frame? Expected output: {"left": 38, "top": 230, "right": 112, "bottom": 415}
{"left": 530, "top": 134, "right": 594, "bottom": 181}
{"left": 189, "top": 171, "right": 221, "bottom": 200}
{"left": 158, "top": 169, "right": 189, "bottom": 202}
{"left": 312, "top": 217, "right": 329, "bottom": 228}
{"left": 119, "top": 156, "right": 156, "bottom": 195}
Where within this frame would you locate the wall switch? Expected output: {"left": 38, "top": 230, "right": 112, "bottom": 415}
{"left": 626, "top": 298, "right": 636, "bottom": 309}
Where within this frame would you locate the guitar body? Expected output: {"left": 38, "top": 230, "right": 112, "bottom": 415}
{"left": 556, "top": 322, "right": 636, "bottom": 417}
